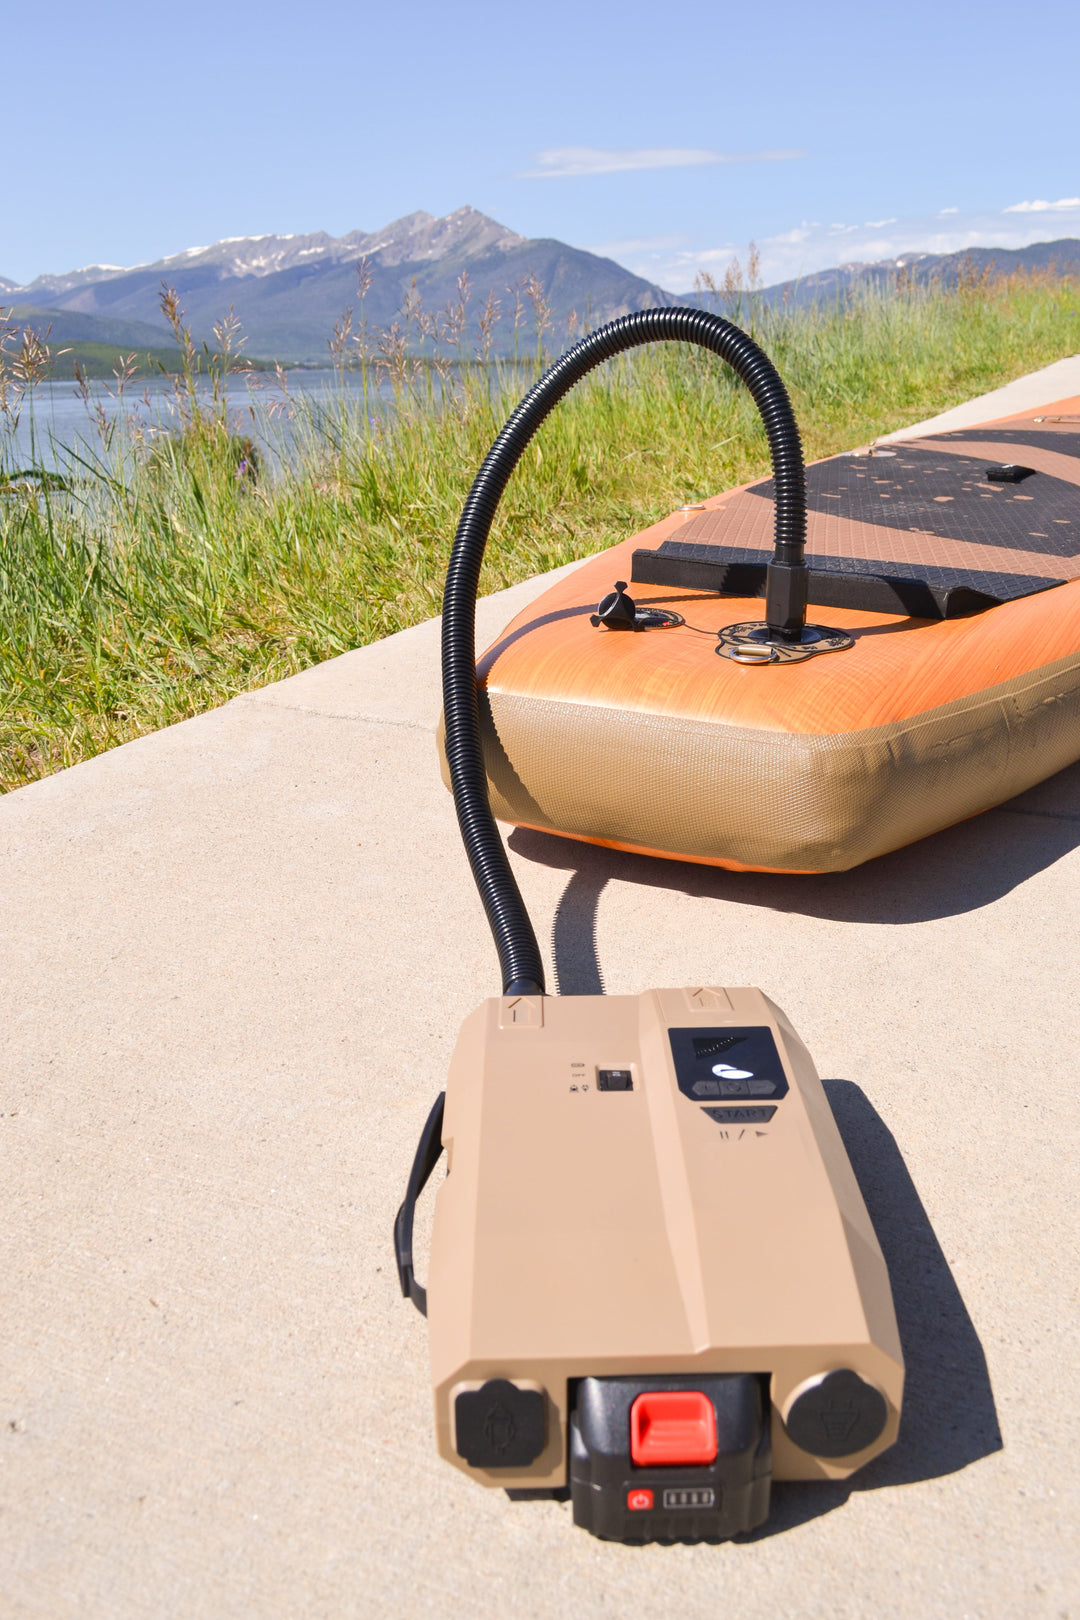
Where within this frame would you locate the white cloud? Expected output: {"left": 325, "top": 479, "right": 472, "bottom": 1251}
{"left": 1004, "top": 196, "right": 1080, "bottom": 214}
{"left": 866, "top": 217, "right": 898, "bottom": 227}
{"left": 516, "top": 145, "right": 804, "bottom": 179}
{"left": 937, "top": 206, "right": 959, "bottom": 216}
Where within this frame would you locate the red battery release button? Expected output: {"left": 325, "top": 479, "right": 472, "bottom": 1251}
{"left": 630, "top": 1391, "right": 717, "bottom": 1466}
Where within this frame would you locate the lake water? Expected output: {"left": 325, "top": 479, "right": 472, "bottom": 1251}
{"left": 1, "top": 370, "right": 398, "bottom": 473}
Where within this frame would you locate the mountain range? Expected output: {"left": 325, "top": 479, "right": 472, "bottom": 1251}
{"left": 1, "top": 208, "right": 669, "bottom": 366}
{"left": 751, "top": 237, "right": 1080, "bottom": 307}
{"left": 3, "top": 208, "right": 1079, "bottom": 368}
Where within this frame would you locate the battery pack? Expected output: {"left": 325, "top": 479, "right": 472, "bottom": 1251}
{"left": 570, "top": 1374, "right": 771, "bottom": 1542}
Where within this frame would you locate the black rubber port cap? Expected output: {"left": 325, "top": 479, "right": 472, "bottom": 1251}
{"left": 783, "top": 1369, "right": 888, "bottom": 1458}
{"left": 455, "top": 1379, "right": 545, "bottom": 1468}
{"left": 591, "top": 581, "right": 638, "bottom": 629}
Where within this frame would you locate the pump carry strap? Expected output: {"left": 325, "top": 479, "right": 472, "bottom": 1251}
{"left": 393, "top": 1091, "right": 446, "bottom": 1316}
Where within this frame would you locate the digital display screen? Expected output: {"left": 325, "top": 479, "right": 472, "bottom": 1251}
{"left": 667, "top": 1027, "right": 789, "bottom": 1104}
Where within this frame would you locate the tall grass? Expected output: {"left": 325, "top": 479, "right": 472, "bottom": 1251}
{"left": 1, "top": 268, "right": 1078, "bottom": 792}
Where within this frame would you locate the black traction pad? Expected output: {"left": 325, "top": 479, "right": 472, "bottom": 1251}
{"left": 751, "top": 447, "right": 1079, "bottom": 559}
{"left": 631, "top": 425, "right": 1079, "bottom": 616}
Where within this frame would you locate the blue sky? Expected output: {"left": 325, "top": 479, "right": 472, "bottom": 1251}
{"left": 4, "top": 0, "right": 1078, "bottom": 289}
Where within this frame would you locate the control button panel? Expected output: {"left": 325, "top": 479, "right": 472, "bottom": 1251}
{"left": 691, "top": 1076, "right": 777, "bottom": 1098}
{"left": 667, "top": 1027, "right": 789, "bottom": 1107}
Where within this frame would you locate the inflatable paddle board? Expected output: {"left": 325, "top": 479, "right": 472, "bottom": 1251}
{"left": 448, "top": 396, "right": 1080, "bottom": 873}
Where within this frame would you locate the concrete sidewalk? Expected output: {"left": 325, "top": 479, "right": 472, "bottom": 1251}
{"left": 2, "top": 369, "right": 1079, "bottom": 1618}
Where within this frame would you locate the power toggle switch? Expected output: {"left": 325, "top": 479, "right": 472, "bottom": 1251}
{"left": 597, "top": 1069, "right": 633, "bottom": 1091}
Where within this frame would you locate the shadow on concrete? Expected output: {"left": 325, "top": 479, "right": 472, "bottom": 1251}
{"left": 742, "top": 1078, "right": 1002, "bottom": 1540}
{"left": 552, "top": 868, "right": 609, "bottom": 995}
{"left": 509, "top": 759, "right": 1080, "bottom": 928}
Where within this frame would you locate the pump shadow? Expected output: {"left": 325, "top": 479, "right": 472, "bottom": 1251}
{"left": 523, "top": 832, "right": 1006, "bottom": 1538}
{"left": 741, "top": 1078, "right": 1001, "bottom": 1540}
{"left": 507, "top": 757, "right": 1080, "bottom": 926}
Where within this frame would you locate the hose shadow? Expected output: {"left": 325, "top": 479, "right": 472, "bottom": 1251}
{"left": 476, "top": 603, "right": 596, "bottom": 681}
{"left": 742, "top": 1078, "right": 1001, "bottom": 1540}
{"left": 552, "top": 869, "right": 609, "bottom": 995}
{"left": 508, "top": 757, "right": 1080, "bottom": 925}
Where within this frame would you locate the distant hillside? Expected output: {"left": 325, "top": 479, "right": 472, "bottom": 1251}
{"left": 5, "top": 207, "right": 674, "bottom": 363}
{"left": 8, "top": 304, "right": 180, "bottom": 350}
{"left": 681, "top": 237, "right": 1080, "bottom": 309}
{"left": 3, "top": 305, "right": 185, "bottom": 379}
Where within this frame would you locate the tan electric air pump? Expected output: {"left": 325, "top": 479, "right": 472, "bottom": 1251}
{"left": 395, "top": 310, "right": 903, "bottom": 1543}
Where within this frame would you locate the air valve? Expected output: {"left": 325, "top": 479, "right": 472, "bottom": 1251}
{"left": 591, "top": 581, "right": 684, "bottom": 631}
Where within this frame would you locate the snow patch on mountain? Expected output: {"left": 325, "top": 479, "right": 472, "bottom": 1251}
{"left": 5, "top": 208, "right": 528, "bottom": 297}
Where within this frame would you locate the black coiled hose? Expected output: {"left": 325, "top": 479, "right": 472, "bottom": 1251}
{"left": 442, "top": 307, "right": 807, "bottom": 997}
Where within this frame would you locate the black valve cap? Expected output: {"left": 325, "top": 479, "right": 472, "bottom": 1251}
{"left": 455, "top": 1379, "right": 546, "bottom": 1468}
{"left": 783, "top": 1369, "right": 888, "bottom": 1458}
{"left": 591, "top": 581, "right": 638, "bottom": 629}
